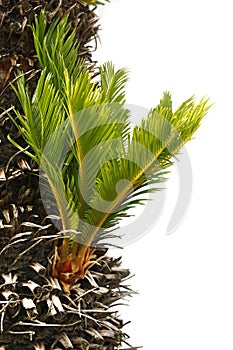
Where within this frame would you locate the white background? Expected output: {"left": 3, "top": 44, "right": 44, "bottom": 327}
{"left": 94, "top": 1, "right": 233, "bottom": 349}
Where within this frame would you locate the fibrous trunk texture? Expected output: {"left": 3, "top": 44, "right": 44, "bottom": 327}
{"left": 0, "top": 225, "right": 135, "bottom": 349}
{"left": 0, "top": 1, "right": 138, "bottom": 349}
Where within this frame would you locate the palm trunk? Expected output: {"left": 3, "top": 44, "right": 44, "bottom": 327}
{"left": 0, "top": 2, "right": 137, "bottom": 349}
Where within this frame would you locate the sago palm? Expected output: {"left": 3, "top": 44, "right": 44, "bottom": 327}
{"left": 0, "top": 9, "right": 210, "bottom": 350}
{"left": 1, "top": 2, "right": 133, "bottom": 349}
{"left": 9, "top": 12, "right": 210, "bottom": 292}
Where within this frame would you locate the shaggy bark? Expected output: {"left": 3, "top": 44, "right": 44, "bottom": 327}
{"left": 0, "top": 221, "right": 136, "bottom": 349}
{"left": 0, "top": 2, "right": 139, "bottom": 349}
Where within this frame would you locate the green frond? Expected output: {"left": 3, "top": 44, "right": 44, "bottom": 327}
{"left": 79, "top": 93, "right": 210, "bottom": 246}
{"left": 9, "top": 12, "right": 210, "bottom": 253}
{"left": 100, "top": 62, "right": 129, "bottom": 104}
{"left": 32, "top": 12, "right": 81, "bottom": 75}
{"left": 10, "top": 70, "right": 65, "bottom": 161}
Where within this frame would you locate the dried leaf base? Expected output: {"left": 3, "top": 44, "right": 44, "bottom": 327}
{"left": 0, "top": 226, "right": 138, "bottom": 349}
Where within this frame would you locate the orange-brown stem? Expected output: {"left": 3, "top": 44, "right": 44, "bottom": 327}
{"left": 52, "top": 242, "right": 96, "bottom": 293}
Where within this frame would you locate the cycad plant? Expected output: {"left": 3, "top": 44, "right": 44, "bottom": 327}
{"left": 10, "top": 14, "right": 209, "bottom": 294}
{"left": 0, "top": 8, "right": 210, "bottom": 350}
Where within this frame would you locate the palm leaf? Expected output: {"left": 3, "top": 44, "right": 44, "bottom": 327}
{"left": 32, "top": 12, "right": 83, "bottom": 83}
{"left": 8, "top": 12, "right": 210, "bottom": 287}
{"left": 79, "top": 93, "right": 210, "bottom": 246}
{"left": 9, "top": 70, "right": 65, "bottom": 161}
{"left": 100, "top": 61, "right": 129, "bottom": 104}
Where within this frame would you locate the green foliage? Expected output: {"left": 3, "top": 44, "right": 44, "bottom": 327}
{"left": 9, "top": 12, "right": 210, "bottom": 248}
